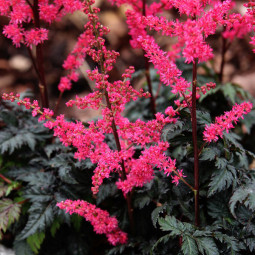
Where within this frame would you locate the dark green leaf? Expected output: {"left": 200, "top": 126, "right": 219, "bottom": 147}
{"left": 214, "top": 232, "right": 239, "bottom": 253}
{"left": 151, "top": 204, "right": 167, "bottom": 228}
{"left": 158, "top": 216, "right": 187, "bottom": 234}
{"left": 17, "top": 172, "right": 55, "bottom": 188}
{"left": 223, "top": 132, "right": 243, "bottom": 150}
{"left": 215, "top": 158, "right": 227, "bottom": 169}
{"left": 134, "top": 195, "right": 151, "bottom": 209}
{"left": 59, "top": 166, "right": 78, "bottom": 184}
{"left": 196, "top": 111, "right": 212, "bottom": 125}
{"left": 244, "top": 238, "right": 255, "bottom": 252}
{"left": 17, "top": 202, "right": 54, "bottom": 239}
{"left": 208, "top": 165, "right": 236, "bottom": 197}
{"left": 0, "top": 131, "right": 36, "bottom": 154}
{"left": 181, "top": 235, "right": 198, "bottom": 255}
{"left": 221, "top": 83, "right": 237, "bottom": 104}
{"left": 161, "top": 121, "right": 185, "bottom": 141}
{"left": 196, "top": 237, "right": 219, "bottom": 255}
{"left": 200, "top": 147, "right": 219, "bottom": 161}
{"left": 230, "top": 179, "right": 255, "bottom": 217}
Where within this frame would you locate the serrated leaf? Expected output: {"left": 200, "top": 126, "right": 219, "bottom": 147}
{"left": 44, "top": 143, "right": 66, "bottom": 158}
{"left": 58, "top": 166, "right": 78, "bottom": 184}
{"left": 27, "top": 232, "right": 45, "bottom": 254}
{"left": 158, "top": 216, "right": 186, "bottom": 235}
{"left": 214, "top": 232, "right": 239, "bottom": 253}
{"left": 23, "top": 187, "right": 53, "bottom": 203}
{"left": 6, "top": 181, "right": 20, "bottom": 196}
{"left": 215, "top": 157, "right": 228, "bottom": 169}
{"left": 134, "top": 195, "right": 151, "bottom": 209}
{"left": 197, "top": 111, "right": 212, "bottom": 125}
{"left": 207, "top": 196, "right": 230, "bottom": 219}
{"left": 17, "top": 202, "right": 54, "bottom": 240}
{"left": 241, "top": 109, "right": 255, "bottom": 134}
{"left": 182, "top": 235, "right": 198, "bottom": 255}
{"left": 17, "top": 172, "right": 55, "bottom": 188}
{"left": 196, "top": 237, "right": 219, "bottom": 255}
{"left": 223, "top": 132, "right": 243, "bottom": 150}
{"left": 151, "top": 204, "right": 167, "bottom": 228}
{"left": 0, "top": 199, "right": 21, "bottom": 234}
{"left": 200, "top": 147, "right": 219, "bottom": 161}
{"left": 221, "top": 83, "right": 237, "bottom": 104}
{"left": 244, "top": 238, "right": 255, "bottom": 252}
{"left": 161, "top": 121, "right": 185, "bottom": 141}
{"left": 229, "top": 179, "right": 255, "bottom": 217}
{"left": 208, "top": 166, "right": 236, "bottom": 197}
{"left": 0, "top": 131, "right": 36, "bottom": 154}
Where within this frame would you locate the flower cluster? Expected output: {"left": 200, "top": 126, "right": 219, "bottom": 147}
{"left": 1, "top": 0, "right": 84, "bottom": 48}
{"left": 203, "top": 102, "right": 253, "bottom": 143}
{"left": 57, "top": 200, "right": 127, "bottom": 245}
{"left": 2, "top": 93, "right": 54, "bottom": 121}
{"left": 244, "top": 0, "right": 255, "bottom": 52}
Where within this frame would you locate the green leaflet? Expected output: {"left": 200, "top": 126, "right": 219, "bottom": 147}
{"left": 27, "top": 232, "right": 45, "bottom": 254}
{"left": 0, "top": 199, "right": 21, "bottom": 238}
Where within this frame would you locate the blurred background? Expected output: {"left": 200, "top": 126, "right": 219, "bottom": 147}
{"left": 0, "top": 0, "right": 254, "bottom": 121}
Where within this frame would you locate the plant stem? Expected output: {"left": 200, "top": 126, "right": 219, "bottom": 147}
{"left": 54, "top": 91, "right": 63, "bottom": 116}
{"left": 32, "top": 0, "right": 49, "bottom": 108}
{"left": 219, "top": 33, "right": 227, "bottom": 84}
{"left": 192, "top": 59, "right": 200, "bottom": 227}
{"left": 27, "top": 47, "right": 41, "bottom": 81}
{"left": 0, "top": 174, "right": 12, "bottom": 184}
{"left": 142, "top": 0, "right": 156, "bottom": 117}
{"left": 198, "top": 142, "right": 206, "bottom": 156}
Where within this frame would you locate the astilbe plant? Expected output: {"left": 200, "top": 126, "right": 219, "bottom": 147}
{"left": 1, "top": 0, "right": 255, "bottom": 254}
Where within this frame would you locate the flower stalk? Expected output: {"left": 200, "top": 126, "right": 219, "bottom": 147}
{"left": 192, "top": 59, "right": 200, "bottom": 227}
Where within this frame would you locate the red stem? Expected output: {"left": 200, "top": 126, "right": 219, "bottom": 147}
{"left": 0, "top": 174, "right": 12, "bottom": 184}
{"left": 32, "top": 0, "right": 49, "bottom": 108}
{"left": 219, "top": 30, "right": 227, "bottom": 83}
{"left": 192, "top": 59, "right": 199, "bottom": 227}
